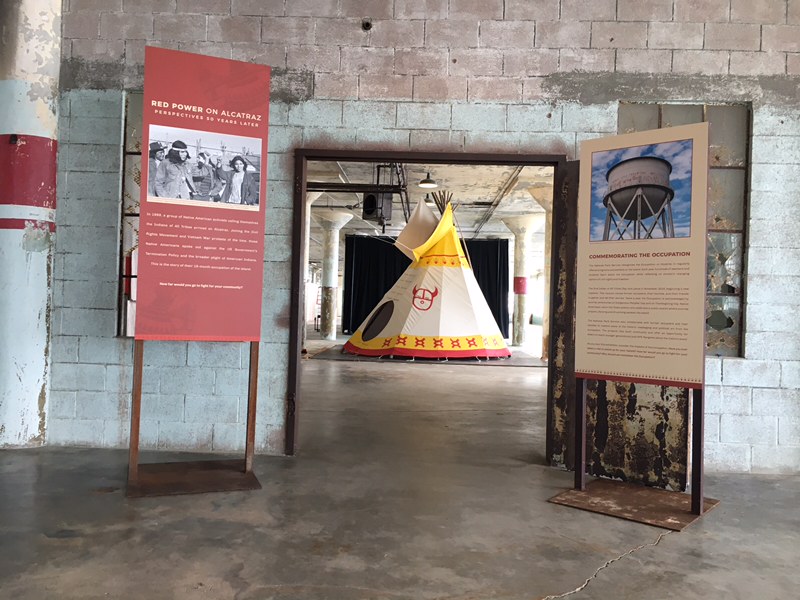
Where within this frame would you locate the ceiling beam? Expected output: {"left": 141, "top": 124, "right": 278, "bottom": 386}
{"left": 470, "top": 165, "right": 524, "bottom": 239}
{"left": 306, "top": 182, "right": 405, "bottom": 194}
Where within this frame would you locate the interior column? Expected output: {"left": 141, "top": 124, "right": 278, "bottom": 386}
{"left": 501, "top": 214, "right": 545, "bottom": 348}
{"left": 527, "top": 185, "right": 554, "bottom": 360}
{"left": 0, "top": 0, "right": 61, "bottom": 445}
{"left": 301, "top": 192, "right": 323, "bottom": 347}
{"left": 312, "top": 210, "right": 352, "bottom": 341}
{"left": 303, "top": 192, "right": 324, "bottom": 281}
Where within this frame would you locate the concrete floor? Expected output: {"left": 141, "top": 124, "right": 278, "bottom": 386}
{"left": 1, "top": 358, "right": 798, "bottom": 599}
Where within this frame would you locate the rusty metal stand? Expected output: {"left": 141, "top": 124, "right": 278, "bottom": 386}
{"left": 691, "top": 386, "right": 704, "bottom": 515}
{"left": 551, "top": 377, "right": 716, "bottom": 530}
{"left": 126, "top": 340, "right": 262, "bottom": 498}
{"left": 574, "top": 377, "right": 587, "bottom": 491}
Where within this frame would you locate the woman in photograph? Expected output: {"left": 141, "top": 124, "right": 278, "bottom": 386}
{"left": 154, "top": 140, "right": 195, "bottom": 199}
{"left": 215, "top": 155, "right": 258, "bottom": 205}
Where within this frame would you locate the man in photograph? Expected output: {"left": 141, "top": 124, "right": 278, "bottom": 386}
{"left": 191, "top": 151, "right": 221, "bottom": 201}
{"left": 147, "top": 142, "right": 166, "bottom": 196}
{"left": 155, "top": 140, "right": 195, "bottom": 199}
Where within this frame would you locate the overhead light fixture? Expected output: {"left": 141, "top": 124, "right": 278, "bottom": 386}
{"left": 418, "top": 172, "right": 438, "bottom": 189}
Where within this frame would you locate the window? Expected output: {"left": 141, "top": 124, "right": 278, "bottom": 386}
{"left": 618, "top": 103, "right": 749, "bottom": 357}
{"left": 118, "top": 92, "right": 144, "bottom": 337}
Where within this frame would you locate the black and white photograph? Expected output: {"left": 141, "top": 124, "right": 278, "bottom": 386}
{"left": 146, "top": 125, "right": 262, "bottom": 209}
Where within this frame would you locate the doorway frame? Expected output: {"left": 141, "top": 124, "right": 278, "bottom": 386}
{"left": 286, "top": 148, "right": 569, "bottom": 455}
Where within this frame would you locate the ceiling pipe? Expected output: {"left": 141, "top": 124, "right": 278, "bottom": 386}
{"left": 470, "top": 165, "right": 524, "bottom": 239}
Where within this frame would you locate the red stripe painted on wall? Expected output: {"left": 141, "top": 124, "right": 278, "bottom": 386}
{"left": 0, "top": 219, "right": 56, "bottom": 232}
{"left": 513, "top": 276, "right": 527, "bottom": 294}
{"left": 0, "top": 135, "right": 58, "bottom": 209}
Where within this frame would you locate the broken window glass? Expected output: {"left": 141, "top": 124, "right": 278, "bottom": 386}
{"left": 706, "top": 295, "right": 741, "bottom": 356}
{"left": 707, "top": 232, "right": 743, "bottom": 294}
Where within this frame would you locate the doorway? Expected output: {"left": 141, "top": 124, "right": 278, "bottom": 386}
{"left": 286, "top": 150, "right": 570, "bottom": 461}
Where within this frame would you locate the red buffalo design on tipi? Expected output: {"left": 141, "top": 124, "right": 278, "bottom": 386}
{"left": 412, "top": 285, "right": 438, "bottom": 311}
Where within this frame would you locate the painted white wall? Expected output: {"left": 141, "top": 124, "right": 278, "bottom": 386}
{"left": 0, "top": 229, "right": 52, "bottom": 445}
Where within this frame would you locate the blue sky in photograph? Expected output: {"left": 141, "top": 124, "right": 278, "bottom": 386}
{"left": 589, "top": 139, "right": 694, "bottom": 241}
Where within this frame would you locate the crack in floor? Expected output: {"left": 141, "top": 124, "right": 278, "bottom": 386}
{"left": 540, "top": 530, "right": 674, "bottom": 599}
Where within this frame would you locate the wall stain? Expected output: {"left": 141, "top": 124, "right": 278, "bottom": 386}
{"left": 21, "top": 221, "right": 52, "bottom": 252}
{"left": 625, "top": 382, "right": 637, "bottom": 417}
{"left": 61, "top": 58, "right": 125, "bottom": 90}
{"left": 584, "top": 382, "right": 688, "bottom": 491}
{"left": 547, "top": 173, "right": 573, "bottom": 467}
{"left": 32, "top": 243, "right": 54, "bottom": 445}
{"left": 541, "top": 72, "right": 800, "bottom": 107}
{"left": 266, "top": 427, "right": 284, "bottom": 453}
{"left": 0, "top": 2, "right": 22, "bottom": 79}
{"left": 35, "top": 382, "right": 47, "bottom": 444}
{"left": 270, "top": 68, "right": 313, "bottom": 104}
{"left": 61, "top": 59, "right": 313, "bottom": 105}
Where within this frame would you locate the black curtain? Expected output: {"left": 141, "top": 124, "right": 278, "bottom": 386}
{"left": 342, "top": 236, "right": 410, "bottom": 334}
{"left": 342, "top": 235, "right": 509, "bottom": 338}
{"left": 465, "top": 239, "right": 510, "bottom": 338}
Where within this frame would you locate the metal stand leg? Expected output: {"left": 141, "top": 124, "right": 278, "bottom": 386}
{"left": 126, "top": 340, "right": 261, "bottom": 497}
{"left": 574, "top": 377, "right": 587, "bottom": 491}
{"left": 691, "top": 387, "right": 704, "bottom": 515}
{"left": 127, "top": 340, "right": 144, "bottom": 486}
{"left": 245, "top": 341, "right": 259, "bottom": 473}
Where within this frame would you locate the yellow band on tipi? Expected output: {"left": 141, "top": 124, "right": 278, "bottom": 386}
{"left": 410, "top": 204, "right": 466, "bottom": 264}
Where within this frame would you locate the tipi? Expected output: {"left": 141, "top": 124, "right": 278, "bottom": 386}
{"left": 343, "top": 200, "right": 511, "bottom": 359}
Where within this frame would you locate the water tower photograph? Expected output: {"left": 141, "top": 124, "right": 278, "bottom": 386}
{"left": 589, "top": 139, "right": 694, "bottom": 242}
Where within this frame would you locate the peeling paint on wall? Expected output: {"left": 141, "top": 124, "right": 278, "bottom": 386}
{"left": 586, "top": 381, "right": 689, "bottom": 490}
{"left": 36, "top": 253, "right": 53, "bottom": 443}
{"left": 542, "top": 73, "right": 800, "bottom": 109}
{"left": 0, "top": 230, "right": 53, "bottom": 447}
{"left": 547, "top": 165, "right": 577, "bottom": 469}
{"left": 60, "top": 60, "right": 313, "bottom": 105}
{"left": 270, "top": 69, "right": 313, "bottom": 104}
{"left": 21, "top": 220, "right": 52, "bottom": 252}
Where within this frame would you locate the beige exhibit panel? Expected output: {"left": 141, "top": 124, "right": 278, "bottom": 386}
{"left": 575, "top": 123, "right": 709, "bottom": 388}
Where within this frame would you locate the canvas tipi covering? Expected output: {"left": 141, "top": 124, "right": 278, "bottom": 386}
{"left": 344, "top": 201, "right": 511, "bottom": 359}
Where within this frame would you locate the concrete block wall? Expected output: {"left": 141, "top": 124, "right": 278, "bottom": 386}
{"left": 703, "top": 104, "right": 800, "bottom": 473}
{"left": 49, "top": 89, "right": 127, "bottom": 447}
{"left": 50, "top": 89, "right": 287, "bottom": 452}
{"left": 53, "top": 1, "right": 800, "bottom": 471}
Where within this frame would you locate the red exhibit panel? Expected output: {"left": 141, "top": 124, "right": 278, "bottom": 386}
{"left": 135, "top": 47, "right": 270, "bottom": 341}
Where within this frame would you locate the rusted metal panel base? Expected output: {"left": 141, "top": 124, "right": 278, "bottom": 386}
{"left": 548, "top": 478, "right": 719, "bottom": 531}
{"left": 126, "top": 459, "right": 261, "bottom": 498}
